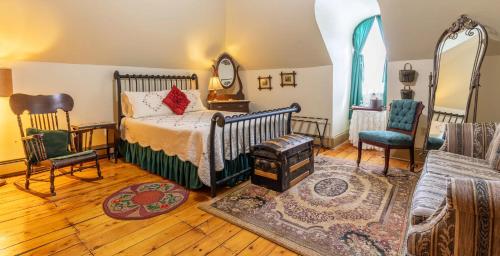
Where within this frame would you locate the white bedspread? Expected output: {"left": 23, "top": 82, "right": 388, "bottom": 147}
{"left": 121, "top": 110, "right": 269, "bottom": 186}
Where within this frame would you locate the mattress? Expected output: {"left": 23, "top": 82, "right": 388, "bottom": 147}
{"left": 121, "top": 110, "right": 267, "bottom": 186}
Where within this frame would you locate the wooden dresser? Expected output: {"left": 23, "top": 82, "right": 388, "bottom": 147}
{"left": 208, "top": 100, "right": 250, "bottom": 113}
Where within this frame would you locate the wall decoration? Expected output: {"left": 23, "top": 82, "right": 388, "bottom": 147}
{"left": 258, "top": 76, "right": 272, "bottom": 90}
{"left": 280, "top": 71, "right": 297, "bottom": 87}
{"left": 399, "top": 63, "right": 417, "bottom": 99}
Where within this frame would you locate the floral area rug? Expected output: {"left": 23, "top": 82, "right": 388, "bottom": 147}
{"left": 103, "top": 181, "right": 189, "bottom": 220}
{"left": 199, "top": 155, "right": 418, "bottom": 256}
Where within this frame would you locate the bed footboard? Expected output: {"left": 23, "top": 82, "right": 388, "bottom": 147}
{"left": 209, "top": 103, "right": 301, "bottom": 197}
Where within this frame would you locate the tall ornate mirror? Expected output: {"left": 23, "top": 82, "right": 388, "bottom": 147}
{"left": 424, "top": 15, "right": 489, "bottom": 151}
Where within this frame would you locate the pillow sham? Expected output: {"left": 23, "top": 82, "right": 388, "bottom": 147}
{"left": 184, "top": 90, "right": 207, "bottom": 113}
{"left": 122, "top": 90, "right": 173, "bottom": 118}
{"left": 163, "top": 86, "right": 190, "bottom": 115}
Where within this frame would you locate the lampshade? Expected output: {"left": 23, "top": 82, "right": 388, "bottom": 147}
{"left": 208, "top": 76, "right": 223, "bottom": 91}
{"left": 0, "top": 69, "right": 13, "bottom": 97}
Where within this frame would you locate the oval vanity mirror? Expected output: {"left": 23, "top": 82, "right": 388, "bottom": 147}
{"left": 216, "top": 54, "right": 236, "bottom": 89}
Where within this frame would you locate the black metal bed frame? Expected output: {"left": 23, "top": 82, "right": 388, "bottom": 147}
{"left": 432, "top": 110, "right": 465, "bottom": 123}
{"left": 114, "top": 71, "right": 301, "bottom": 197}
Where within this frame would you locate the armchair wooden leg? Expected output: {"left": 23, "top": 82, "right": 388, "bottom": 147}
{"left": 409, "top": 147, "right": 415, "bottom": 172}
{"left": 70, "top": 165, "right": 74, "bottom": 175}
{"left": 357, "top": 140, "right": 362, "bottom": 167}
{"left": 50, "top": 167, "right": 56, "bottom": 196}
{"left": 25, "top": 164, "right": 32, "bottom": 190}
{"left": 384, "top": 148, "right": 390, "bottom": 175}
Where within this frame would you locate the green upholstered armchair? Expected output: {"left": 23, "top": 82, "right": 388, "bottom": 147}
{"left": 407, "top": 178, "right": 500, "bottom": 256}
{"left": 357, "top": 100, "right": 424, "bottom": 174}
{"left": 10, "top": 93, "right": 102, "bottom": 196}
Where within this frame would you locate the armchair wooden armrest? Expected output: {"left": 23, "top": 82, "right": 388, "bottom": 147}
{"left": 406, "top": 178, "right": 500, "bottom": 256}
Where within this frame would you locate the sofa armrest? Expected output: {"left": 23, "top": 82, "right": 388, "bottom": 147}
{"left": 406, "top": 178, "right": 500, "bottom": 256}
{"left": 440, "top": 123, "right": 497, "bottom": 159}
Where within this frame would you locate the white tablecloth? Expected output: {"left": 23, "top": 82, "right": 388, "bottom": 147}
{"left": 349, "top": 110, "right": 387, "bottom": 151}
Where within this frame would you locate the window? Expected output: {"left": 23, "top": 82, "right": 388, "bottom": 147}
{"left": 360, "top": 18, "right": 386, "bottom": 105}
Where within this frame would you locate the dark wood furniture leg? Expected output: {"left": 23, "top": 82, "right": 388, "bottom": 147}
{"left": 357, "top": 140, "right": 363, "bottom": 167}
{"left": 96, "top": 154, "right": 102, "bottom": 178}
{"left": 25, "top": 164, "right": 31, "bottom": 189}
{"left": 384, "top": 147, "right": 390, "bottom": 175}
{"left": 409, "top": 147, "right": 415, "bottom": 172}
{"left": 50, "top": 167, "right": 56, "bottom": 196}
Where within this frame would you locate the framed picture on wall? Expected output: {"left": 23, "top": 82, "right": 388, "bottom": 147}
{"left": 280, "top": 71, "right": 297, "bottom": 87}
{"left": 258, "top": 76, "right": 272, "bottom": 90}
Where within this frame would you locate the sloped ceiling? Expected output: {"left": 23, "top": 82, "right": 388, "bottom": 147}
{"left": 0, "top": 0, "right": 226, "bottom": 69}
{"left": 378, "top": 0, "right": 500, "bottom": 61}
{"left": 2, "top": 0, "right": 499, "bottom": 70}
{"left": 217, "top": 0, "right": 331, "bottom": 69}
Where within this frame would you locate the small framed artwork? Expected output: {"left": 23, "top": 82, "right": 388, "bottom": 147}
{"left": 258, "top": 76, "right": 272, "bottom": 90}
{"left": 280, "top": 71, "right": 297, "bottom": 87}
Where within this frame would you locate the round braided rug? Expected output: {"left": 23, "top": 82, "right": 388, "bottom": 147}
{"left": 103, "top": 181, "right": 189, "bottom": 220}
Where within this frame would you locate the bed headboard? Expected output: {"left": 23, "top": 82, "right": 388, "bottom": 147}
{"left": 113, "top": 70, "right": 199, "bottom": 124}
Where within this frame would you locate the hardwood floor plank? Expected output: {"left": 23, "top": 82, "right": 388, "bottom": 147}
{"left": 237, "top": 237, "right": 277, "bottom": 256}
{"left": 207, "top": 246, "right": 236, "bottom": 256}
{"left": 21, "top": 234, "right": 82, "bottom": 256}
{"left": 222, "top": 229, "right": 259, "bottom": 254}
{"left": 0, "top": 227, "right": 77, "bottom": 255}
{"left": 113, "top": 221, "right": 193, "bottom": 256}
{"left": 177, "top": 222, "right": 242, "bottom": 256}
{"left": 0, "top": 145, "right": 407, "bottom": 256}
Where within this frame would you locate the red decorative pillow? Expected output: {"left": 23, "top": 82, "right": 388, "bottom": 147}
{"left": 162, "top": 86, "right": 190, "bottom": 115}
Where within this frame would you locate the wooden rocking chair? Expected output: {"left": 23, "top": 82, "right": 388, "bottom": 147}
{"left": 9, "top": 93, "right": 102, "bottom": 196}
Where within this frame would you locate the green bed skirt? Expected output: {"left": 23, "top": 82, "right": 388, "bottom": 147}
{"left": 121, "top": 141, "right": 251, "bottom": 189}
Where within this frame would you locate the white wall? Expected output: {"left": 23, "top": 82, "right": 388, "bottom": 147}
{"left": 315, "top": 0, "right": 380, "bottom": 138}
{"left": 0, "top": 61, "right": 211, "bottom": 161}
{"left": 241, "top": 65, "right": 333, "bottom": 139}
{"left": 478, "top": 55, "right": 500, "bottom": 122}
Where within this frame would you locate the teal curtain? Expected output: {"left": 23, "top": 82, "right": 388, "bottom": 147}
{"left": 376, "top": 15, "right": 388, "bottom": 106}
{"left": 349, "top": 17, "right": 375, "bottom": 119}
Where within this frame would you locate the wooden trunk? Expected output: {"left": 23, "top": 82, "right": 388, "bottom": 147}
{"left": 250, "top": 134, "right": 314, "bottom": 192}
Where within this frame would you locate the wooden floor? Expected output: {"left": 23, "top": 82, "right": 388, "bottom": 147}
{"left": 0, "top": 144, "right": 416, "bottom": 256}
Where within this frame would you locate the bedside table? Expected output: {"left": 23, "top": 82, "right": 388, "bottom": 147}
{"left": 71, "top": 122, "right": 117, "bottom": 161}
{"left": 208, "top": 100, "right": 250, "bottom": 113}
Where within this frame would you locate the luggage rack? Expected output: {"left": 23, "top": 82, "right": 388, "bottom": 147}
{"left": 291, "top": 115, "right": 329, "bottom": 155}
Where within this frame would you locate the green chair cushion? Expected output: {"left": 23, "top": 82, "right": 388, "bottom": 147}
{"left": 26, "top": 128, "right": 70, "bottom": 158}
{"left": 427, "top": 136, "right": 445, "bottom": 150}
{"left": 388, "top": 100, "right": 418, "bottom": 131}
{"left": 359, "top": 130, "right": 412, "bottom": 146}
{"left": 50, "top": 150, "right": 95, "bottom": 161}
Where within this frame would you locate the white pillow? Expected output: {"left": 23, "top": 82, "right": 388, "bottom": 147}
{"left": 184, "top": 90, "right": 207, "bottom": 113}
{"left": 122, "top": 90, "right": 173, "bottom": 118}
{"left": 429, "top": 121, "right": 447, "bottom": 138}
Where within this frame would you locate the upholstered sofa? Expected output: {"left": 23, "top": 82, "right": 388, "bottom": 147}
{"left": 406, "top": 123, "right": 500, "bottom": 255}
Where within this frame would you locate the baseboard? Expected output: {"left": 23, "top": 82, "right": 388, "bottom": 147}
{"left": 320, "top": 130, "right": 349, "bottom": 149}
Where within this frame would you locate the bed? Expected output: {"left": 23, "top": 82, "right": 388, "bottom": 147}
{"left": 114, "top": 71, "right": 300, "bottom": 196}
